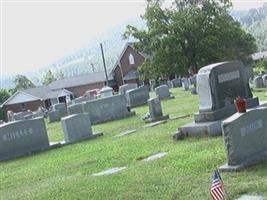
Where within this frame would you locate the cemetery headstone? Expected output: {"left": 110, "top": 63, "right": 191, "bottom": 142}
{"left": 0, "top": 120, "right": 4, "bottom": 125}
{"left": 67, "top": 103, "right": 85, "bottom": 115}
{"left": 61, "top": 113, "right": 102, "bottom": 144}
{"left": 53, "top": 103, "right": 67, "bottom": 118}
{"left": 13, "top": 111, "right": 32, "bottom": 121}
{"left": 7, "top": 111, "right": 15, "bottom": 122}
{"left": 174, "top": 61, "right": 259, "bottom": 139}
{"left": 182, "top": 78, "right": 190, "bottom": 91}
{"left": 83, "top": 94, "right": 135, "bottom": 124}
{"left": 100, "top": 86, "right": 113, "bottom": 98}
{"left": 262, "top": 74, "right": 267, "bottom": 86}
{"left": 48, "top": 110, "right": 60, "bottom": 123}
{"left": 0, "top": 117, "right": 50, "bottom": 161}
{"left": 143, "top": 97, "right": 169, "bottom": 122}
{"left": 119, "top": 84, "right": 138, "bottom": 96}
{"left": 219, "top": 107, "right": 267, "bottom": 171}
{"left": 167, "top": 81, "right": 173, "bottom": 88}
{"left": 24, "top": 114, "right": 33, "bottom": 120}
{"left": 254, "top": 76, "right": 264, "bottom": 88}
{"left": 155, "top": 85, "right": 174, "bottom": 100}
{"left": 125, "top": 86, "right": 150, "bottom": 107}
{"left": 171, "top": 78, "right": 182, "bottom": 87}
{"left": 32, "top": 110, "right": 44, "bottom": 118}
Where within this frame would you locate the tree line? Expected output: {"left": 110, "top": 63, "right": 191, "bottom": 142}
{"left": 123, "top": 0, "right": 258, "bottom": 81}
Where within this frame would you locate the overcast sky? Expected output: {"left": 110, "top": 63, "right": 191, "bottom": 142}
{"left": 1, "top": 0, "right": 266, "bottom": 78}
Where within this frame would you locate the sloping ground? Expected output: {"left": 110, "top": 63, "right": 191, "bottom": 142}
{"left": 0, "top": 88, "right": 267, "bottom": 200}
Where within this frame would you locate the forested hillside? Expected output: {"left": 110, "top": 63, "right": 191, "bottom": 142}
{"left": 237, "top": 3, "right": 267, "bottom": 51}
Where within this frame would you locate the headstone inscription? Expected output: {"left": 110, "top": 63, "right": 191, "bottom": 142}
{"left": 173, "top": 61, "right": 259, "bottom": 139}
{"left": 155, "top": 85, "right": 174, "bottom": 100}
{"left": 0, "top": 117, "right": 50, "bottom": 161}
{"left": 125, "top": 86, "right": 150, "bottom": 107}
{"left": 83, "top": 94, "right": 135, "bottom": 124}
{"left": 61, "top": 113, "right": 103, "bottom": 144}
{"left": 219, "top": 107, "right": 267, "bottom": 171}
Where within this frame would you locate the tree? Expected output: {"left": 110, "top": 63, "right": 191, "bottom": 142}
{"left": 0, "top": 89, "right": 10, "bottom": 120}
{"left": 124, "top": 0, "right": 258, "bottom": 80}
{"left": 14, "top": 74, "right": 35, "bottom": 91}
{"left": 42, "top": 70, "right": 57, "bottom": 85}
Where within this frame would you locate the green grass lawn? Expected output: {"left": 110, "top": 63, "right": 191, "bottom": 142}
{"left": 1, "top": 88, "right": 267, "bottom": 200}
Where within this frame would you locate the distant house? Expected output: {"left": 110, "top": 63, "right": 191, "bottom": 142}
{"left": 111, "top": 42, "right": 146, "bottom": 88}
{"left": 48, "top": 71, "right": 114, "bottom": 97}
{"left": 1, "top": 43, "right": 146, "bottom": 116}
{"left": 1, "top": 86, "right": 73, "bottom": 114}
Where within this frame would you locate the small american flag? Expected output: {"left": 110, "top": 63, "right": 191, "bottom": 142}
{"left": 210, "top": 169, "right": 225, "bottom": 200}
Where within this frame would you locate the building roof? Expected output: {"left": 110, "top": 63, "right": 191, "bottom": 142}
{"left": 1, "top": 86, "right": 73, "bottom": 107}
{"left": 111, "top": 42, "right": 146, "bottom": 73}
{"left": 252, "top": 51, "right": 267, "bottom": 61}
{"left": 49, "top": 71, "right": 113, "bottom": 90}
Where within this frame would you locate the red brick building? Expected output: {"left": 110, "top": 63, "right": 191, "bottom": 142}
{"left": 112, "top": 43, "right": 145, "bottom": 88}
{"left": 1, "top": 43, "right": 145, "bottom": 116}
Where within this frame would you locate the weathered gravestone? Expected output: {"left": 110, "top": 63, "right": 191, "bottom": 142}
{"left": 155, "top": 85, "right": 174, "bottom": 100}
{"left": 74, "top": 96, "right": 92, "bottom": 104}
{"left": 171, "top": 78, "right": 182, "bottom": 88}
{"left": 14, "top": 111, "right": 32, "bottom": 121}
{"left": 167, "top": 81, "right": 173, "bottom": 88}
{"left": 99, "top": 86, "right": 113, "bottom": 98}
{"left": 61, "top": 113, "right": 103, "bottom": 144}
{"left": 125, "top": 86, "right": 150, "bottom": 107}
{"left": 0, "top": 117, "right": 50, "bottom": 161}
{"left": 24, "top": 114, "right": 33, "bottom": 120}
{"left": 32, "top": 110, "right": 44, "bottom": 118}
{"left": 67, "top": 103, "right": 85, "bottom": 115}
{"left": 174, "top": 61, "right": 259, "bottom": 139}
{"left": 254, "top": 76, "right": 264, "bottom": 88}
{"left": 182, "top": 78, "right": 190, "bottom": 91}
{"left": 262, "top": 74, "right": 267, "bottom": 86}
{"left": 48, "top": 110, "right": 60, "bottom": 123}
{"left": 83, "top": 94, "right": 135, "bottom": 124}
{"left": 143, "top": 97, "right": 169, "bottom": 122}
{"left": 53, "top": 103, "right": 67, "bottom": 118}
{"left": 119, "top": 84, "right": 138, "bottom": 96}
{"left": 219, "top": 107, "right": 267, "bottom": 172}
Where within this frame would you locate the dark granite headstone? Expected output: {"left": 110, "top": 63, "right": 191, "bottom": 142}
{"left": 125, "top": 86, "right": 150, "bottom": 107}
{"left": 0, "top": 117, "right": 50, "bottom": 161}
{"left": 220, "top": 107, "right": 267, "bottom": 171}
{"left": 171, "top": 78, "right": 182, "bottom": 87}
{"left": 174, "top": 61, "right": 259, "bottom": 139}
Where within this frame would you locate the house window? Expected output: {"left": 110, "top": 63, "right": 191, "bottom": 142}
{"left": 129, "top": 54, "right": 135, "bottom": 65}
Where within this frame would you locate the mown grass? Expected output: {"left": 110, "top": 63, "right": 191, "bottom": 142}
{"left": 1, "top": 88, "right": 267, "bottom": 200}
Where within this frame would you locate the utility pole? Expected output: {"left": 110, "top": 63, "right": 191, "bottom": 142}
{"left": 100, "top": 43, "right": 109, "bottom": 86}
{"left": 91, "top": 63, "right": 95, "bottom": 72}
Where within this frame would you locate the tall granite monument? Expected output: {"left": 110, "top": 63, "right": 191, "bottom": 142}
{"left": 174, "top": 61, "right": 259, "bottom": 139}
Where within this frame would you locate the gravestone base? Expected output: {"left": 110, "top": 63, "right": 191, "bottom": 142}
{"left": 195, "top": 97, "right": 259, "bottom": 123}
{"left": 236, "top": 195, "right": 265, "bottom": 200}
{"left": 63, "top": 132, "right": 103, "bottom": 145}
{"left": 219, "top": 150, "right": 267, "bottom": 172}
{"left": 173, "top": 120, "right": 222, "bottom": 140}
{"left": 144, "top": 114, "right": 169, "bottom": 123}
